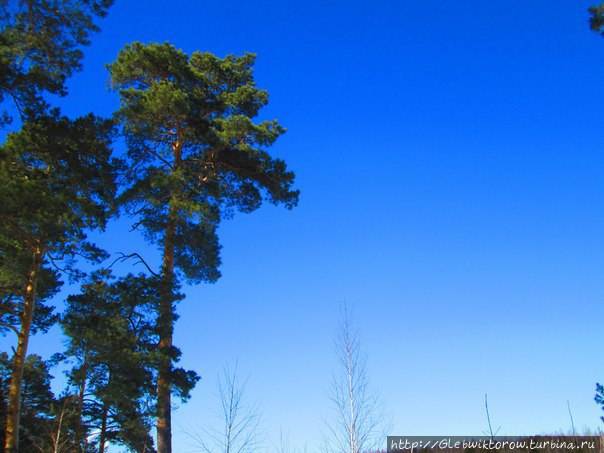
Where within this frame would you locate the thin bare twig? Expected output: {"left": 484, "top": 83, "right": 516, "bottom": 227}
{"left": 482, "top": 394, "right": 500, "bottom": 440}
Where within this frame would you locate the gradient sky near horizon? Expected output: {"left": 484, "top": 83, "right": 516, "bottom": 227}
{"left": 19, "top": 0, "right": 604, "bottom": 450}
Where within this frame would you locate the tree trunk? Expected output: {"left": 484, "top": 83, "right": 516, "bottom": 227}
{"left": 76, "top": 346, "right": 89, "bottom": 452}
{"left": 156, "top": 133, "right": 182, "bottom": 453}
{"left": 53, "top": 398, "right": 67, "bottom": 453}
{"left": 347, "top": 326, "right": 356, "bottom": 453}
{"left": 98, "top": 399, "right": 109, "bottom": 453}
{"left": 4, "top": 245, "right": 43, "bottom": 453}
{"left": 156, "top": 228, "right": 175, "bottom": 453}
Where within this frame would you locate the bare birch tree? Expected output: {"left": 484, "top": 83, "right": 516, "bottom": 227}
{"left": 188, "top": 362, "right": 264, "bottom": 453}
{"left": 323, "top": 305, "right": 390, "bottom": 453}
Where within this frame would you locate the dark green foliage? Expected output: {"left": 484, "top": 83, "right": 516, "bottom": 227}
{"left": 0, "top": 110, "right": 118, "bottom": 279}
{"left": 171, "top": 367, "right": 199, "bottom": 402}
{"left": 47, "top": 393, "right": 88, "bottom": 453}
{"left": 0, "top": 1, "right": 118, "bottom": 340}
{"left": 0, "top": 111, "right": 117, "bottom": 239}
{"left": 0, "top": 109, "right": 117, "bottom": 338}
{"left": 0, "top": 356, "right": 86, "bottom": 452}
{"left": 0, "top": 353, "right": 56, "bottom": 451}
{"left": 589, "top": 3, "right": 604, "bottom": 35}
{"left": 108, "top": 42, "right": 299, "bottom": 284}
{"left": 0, "top": 265, "right": 61, "bottom": 337}
{"left": 0, "top": 111, "right": 118, "bottom": 452}
{"left": 0, "top": 2, "right": 117, "bottom": 450}
{"left": 61, "top": 272, "right": 158, "bottom": 452}
{"left": 60, "top": 271, "right": 199, "bottom": 452}
{"left": 0, "top": 0, "right": 114, "bottom": 123}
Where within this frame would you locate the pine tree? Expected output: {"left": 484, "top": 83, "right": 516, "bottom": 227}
{"left": 0, "top": 112, "right": 118, "bottom": 452}
{"left": 60, "top": 271, "right": 196, "bottom": 452}
{"left": 107, "top": 42, "right": 299, "bottom": 452}
{"left": 0, "top": 353, "right": 56, "bottom": 452}
{"left": 1, "top": 2, "right": 115, "bottom": 450}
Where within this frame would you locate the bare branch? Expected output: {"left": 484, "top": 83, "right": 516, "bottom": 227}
{"left": 185, "top": 361, "right": 265, "bottom": 453}
{"left": 482, "top": 394, "right": 500, "bottom": 440}
{"left": 0, "top": 322, "right": 20, "bottom": 336}
{"left": 0, "top": 299, "right": 20, "bottom": 317}
{"left": 107, "top": 252, "right": 160, "bottom": 278}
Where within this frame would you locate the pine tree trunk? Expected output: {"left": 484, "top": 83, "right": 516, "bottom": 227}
{"left": 4, "top": 245, "right": 43, "bottom": 453}
{"left": 156, "top": 221, "right": 175, "bottom": 453}
{"left": 76, "top": 347, "right": 89, "bottom": 452}
{"left": 98, "top": 399, "right": 109, "bottom": 453}
{"left": 156, "top": 133, "right": 182, "bottom": 453}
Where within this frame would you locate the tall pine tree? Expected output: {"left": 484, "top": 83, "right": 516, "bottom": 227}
{"left": 0, "top": 353, "right": 56, "bottom": 452}
{"left": 0, "top": 112, "right": 118, "bottom": 452}
{"left": 60, "top": 272, "right": 162, "bottom": 452}
{"left": 60, "top": 271, "right": 200, "bottom": 452}
{"left": 107, "top": 42, "right": 299, "bottom": 452}
{"left": 1, "top": 1, "right": 115, "bottom": 450}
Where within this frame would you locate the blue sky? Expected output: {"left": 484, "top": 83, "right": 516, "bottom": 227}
{"left": 22, "top": 0, "right": 604, "bottom": 450}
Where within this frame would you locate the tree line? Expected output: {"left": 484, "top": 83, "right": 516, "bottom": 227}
{"left": 0, "top": 1, "right": 298, "bottom": 452}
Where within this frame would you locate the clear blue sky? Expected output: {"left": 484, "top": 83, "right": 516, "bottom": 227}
{"left": 24, "top": 0, "right": 604, "bottom": 450}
